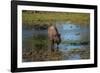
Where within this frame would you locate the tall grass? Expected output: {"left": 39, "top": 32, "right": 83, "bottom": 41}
{"left": 22, "top": 10, "right": 90, "bottom": 27}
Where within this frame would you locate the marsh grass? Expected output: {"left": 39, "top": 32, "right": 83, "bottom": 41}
{"left": 22, "top": 10, "right": 90, "bottom": 28}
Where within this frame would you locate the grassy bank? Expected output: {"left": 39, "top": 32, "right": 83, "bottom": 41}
{"left": 22, "top": 10, "right": 90, "bottom": 27}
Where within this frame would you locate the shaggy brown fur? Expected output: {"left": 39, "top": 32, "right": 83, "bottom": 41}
{"left": 48, "top": 25, "right": 61, "bottom": 51}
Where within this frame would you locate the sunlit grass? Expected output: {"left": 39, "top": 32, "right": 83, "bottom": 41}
{"left": 22, "top": 10, "right": 90, "bottom": 27}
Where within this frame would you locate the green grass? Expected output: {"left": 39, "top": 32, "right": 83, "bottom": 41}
{"left": 22, "top": 10, "right": 90, "bottom": 27}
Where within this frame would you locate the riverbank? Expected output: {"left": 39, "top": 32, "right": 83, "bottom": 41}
{"left": 22, "top": 10, "right": 90, "bottom": 28}
{"left": 22, "top": 47, "right": 90, "bottom": 62}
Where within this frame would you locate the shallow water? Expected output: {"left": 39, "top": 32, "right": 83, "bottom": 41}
{"left": 22, "top": 22, "right": 90, "bottom": 60}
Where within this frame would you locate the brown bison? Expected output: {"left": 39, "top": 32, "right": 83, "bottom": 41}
{"left": 48, "top": 25, "right": 61, "bottom": 51}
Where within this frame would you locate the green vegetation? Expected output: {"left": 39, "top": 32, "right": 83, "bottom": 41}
{"left": 22, "top": 35, "right": 63, "bottom": 62}
{"left": 22, "top": 10, "right": 90, "bottom": 28}
{"left": 62, "top": 40, "right": 90, "bottom": 45}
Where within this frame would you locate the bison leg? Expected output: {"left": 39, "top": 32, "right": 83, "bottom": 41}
{"left": 50, "top": 40, "right": 55, "bottom": 52}
{"left": 48, "top": 40, "right": 54, "bottom": 52}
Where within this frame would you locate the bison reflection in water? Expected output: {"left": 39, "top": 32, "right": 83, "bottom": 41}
{"left": 48, "top": 25, "right": 61, "bottom": 51}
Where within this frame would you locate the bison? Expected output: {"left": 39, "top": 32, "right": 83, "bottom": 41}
{"left": 48, "top": 25, "right": 61, "bottom": 51}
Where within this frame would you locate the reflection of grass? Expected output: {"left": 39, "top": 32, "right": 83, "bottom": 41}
{"left": 22, "top": 10, "right": 90, "bottom": 28}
